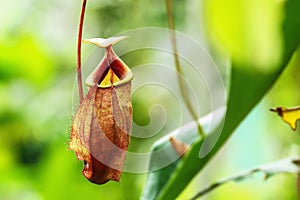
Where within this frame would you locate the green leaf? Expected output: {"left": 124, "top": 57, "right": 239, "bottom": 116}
{"left": 140, "top": 144, "right": 180, "bottom": 200}
{"left": 140, "top": 107, "right": 226, "bottom": 200}
{"left": 153, "top": 0, "right": 300, "bottom": 199}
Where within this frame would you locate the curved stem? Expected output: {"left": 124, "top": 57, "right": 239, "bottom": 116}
{"left": 191, "top": 157, "right": 300, "bottom": 199}
{"left": 77, "top": 0, "right": 87, "bottom": 103}
{"left": 165, "top": 0, "right": 205, "bottom": 137}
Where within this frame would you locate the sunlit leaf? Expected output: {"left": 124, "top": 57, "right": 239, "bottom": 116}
{"left": 154, "top": 0, "right": 300, "bottom": 199}
{"left": 270, "top": 106, "right": 300, "bottom": 131}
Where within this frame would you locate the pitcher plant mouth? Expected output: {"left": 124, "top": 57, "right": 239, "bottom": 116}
{"left": 86, "top": 69, "right": 133, "bottom": 88}
{"left": 83, "top": 36, "right": 133, "bottom": 88}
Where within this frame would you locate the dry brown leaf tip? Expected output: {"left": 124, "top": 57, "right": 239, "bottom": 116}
{"left": 169, "top": 136, "right": 190, "bottom": 157}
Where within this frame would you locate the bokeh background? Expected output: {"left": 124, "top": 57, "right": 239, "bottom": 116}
{"left": 1, "top": 0, "right": 300, "bottom": 199}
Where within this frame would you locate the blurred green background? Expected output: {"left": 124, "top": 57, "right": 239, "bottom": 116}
{"left": 0, "top": 0, "right": 300, "bottom": 199}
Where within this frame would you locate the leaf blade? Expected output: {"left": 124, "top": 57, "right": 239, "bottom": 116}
{"left": 156, "top": 0, "right": 300, "bottom": 199}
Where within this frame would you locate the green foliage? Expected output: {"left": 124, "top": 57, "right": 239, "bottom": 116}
{"left": 1, "top": 0, "right": 300, "bottom": 199}
{"left": 142, "top": 0, "right": 300, "bottom": 199}
{"left": 141, "top": 107, "right": 225, "bottom": 200}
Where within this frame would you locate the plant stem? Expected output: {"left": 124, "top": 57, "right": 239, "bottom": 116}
{"left": 190, "top": 156, "right": 300, "bottom": 199}
{"left": 165, "top": 0, "right": 205, "bottom": 138}
{"left": 77, "top": 0, "right": 87, "bottom": 103}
